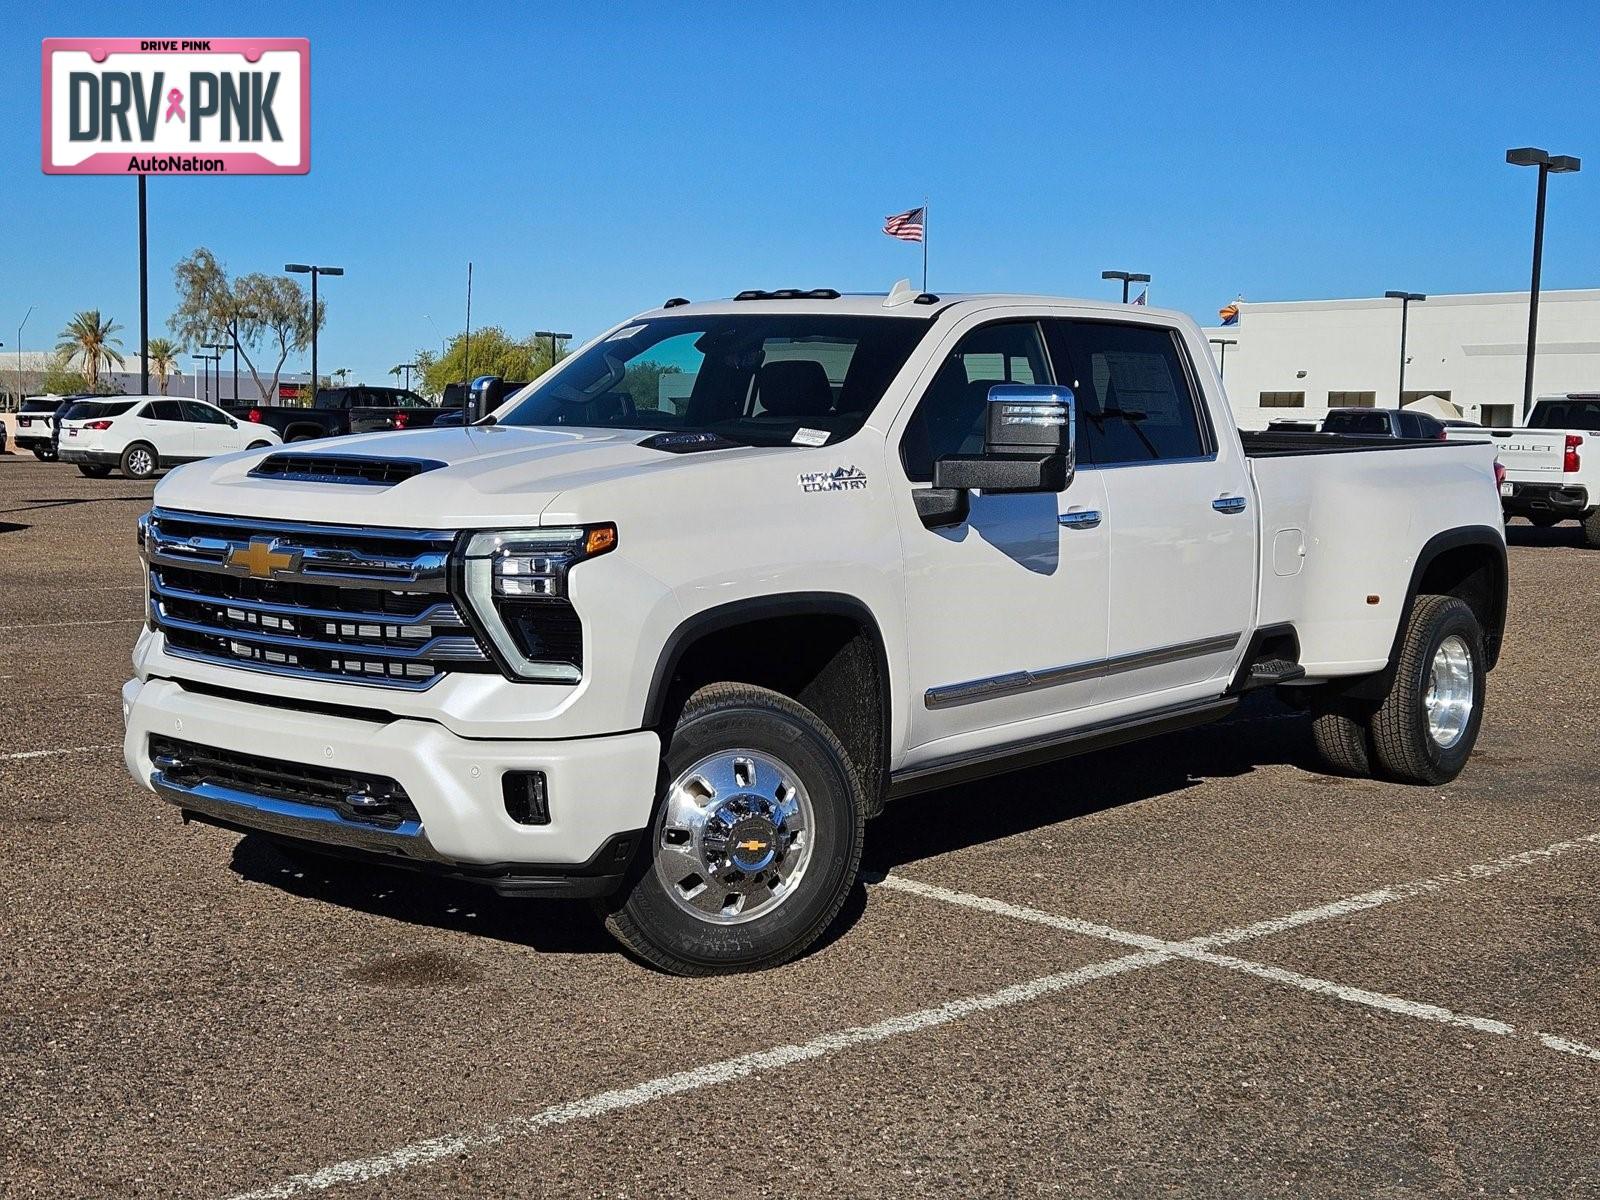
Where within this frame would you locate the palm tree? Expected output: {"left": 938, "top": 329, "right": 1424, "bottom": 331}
{"left": 56, "top": 310, "right": 125, "bottom": 389}
{"left": 147, "top": 338, "right": 182, "bottom": 395}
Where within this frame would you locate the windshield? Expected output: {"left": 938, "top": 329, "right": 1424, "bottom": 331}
{"left": 62, "top": 400, "right": 136, "bottom": 422}
{"left": 497, "top": 314, "right": 931, "bottom": 446}
{"left": 1530, "top": 399, "right": 1600, "bottom": 430}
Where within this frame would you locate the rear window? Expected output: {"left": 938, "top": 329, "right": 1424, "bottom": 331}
{"left": 1530, "top": 399, "right": 1600, "bottom": 430}
{"left": 22, "top": 399, "right": 61, "bottom": 413}
{"left": 63, "top": 400, "right": 136, "bottom": 421}
{"left": 1322, "top": 410, "right": 1390, "bottom": 436}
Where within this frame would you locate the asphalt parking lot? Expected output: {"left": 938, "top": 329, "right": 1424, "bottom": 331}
{"left": 3, "top": 453, "right": 1599, "bottom": 1198}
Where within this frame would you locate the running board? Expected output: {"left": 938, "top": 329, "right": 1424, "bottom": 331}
{"left": 887, "top": 697, "right": 1238, "bottom": 801}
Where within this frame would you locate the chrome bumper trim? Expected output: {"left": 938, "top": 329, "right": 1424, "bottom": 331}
{"left": 150, "top": 769, "right": 447, "bottom": 862}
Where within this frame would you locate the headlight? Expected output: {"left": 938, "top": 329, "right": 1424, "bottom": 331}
{"left": 460, "top": 524, "right": 616, "bottom": 682}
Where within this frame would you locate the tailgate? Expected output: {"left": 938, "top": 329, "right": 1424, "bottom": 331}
{"left": 1447, "top": 427, "right": 1566, "bottom": 483}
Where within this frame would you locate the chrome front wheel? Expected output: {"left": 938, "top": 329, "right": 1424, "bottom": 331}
{"left": 654, "top": 749, "right": 815, "bottom": 925}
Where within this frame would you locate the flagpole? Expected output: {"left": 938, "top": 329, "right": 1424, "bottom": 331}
{"left": 921, "top": 197, "right": 929, "bottom": 292}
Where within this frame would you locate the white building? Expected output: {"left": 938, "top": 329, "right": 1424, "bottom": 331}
{"left": 1202, "top": 287, "right": 1600, "bottom": 430}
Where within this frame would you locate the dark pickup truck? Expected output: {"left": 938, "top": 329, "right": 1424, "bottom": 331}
{"left": 224, "top": 386, "right": 459, "bottom": 443}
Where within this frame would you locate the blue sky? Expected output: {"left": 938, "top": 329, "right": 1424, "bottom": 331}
{"left": 5, "top": 2, "right": 1599, "bottom": 385}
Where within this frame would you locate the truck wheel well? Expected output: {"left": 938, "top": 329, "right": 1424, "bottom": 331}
{"left": 652, "top": 609, "right": 889, "bottom": 816}
{"left": 1416, "top": 543, "right": 1506, "bottom": 668}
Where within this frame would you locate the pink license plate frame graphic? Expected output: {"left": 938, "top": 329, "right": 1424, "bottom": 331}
{"left": 42, "top": 38, "right": 310, "bottom": 175}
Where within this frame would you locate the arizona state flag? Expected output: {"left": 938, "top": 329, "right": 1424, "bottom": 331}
{"left": 1218, "top": 300, "right": 1240, "bottom": 326}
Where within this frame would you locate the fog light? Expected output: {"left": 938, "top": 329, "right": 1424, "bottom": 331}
{"left": 502, "top": 771, "right": 550, "bottom": 826}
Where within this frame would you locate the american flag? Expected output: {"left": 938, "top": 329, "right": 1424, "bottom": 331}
{"left": 883, "top": 206, "right": 925, "bottom": 243}
{"left": 1130, "top": 287, "right": 1148, "bottom": 305}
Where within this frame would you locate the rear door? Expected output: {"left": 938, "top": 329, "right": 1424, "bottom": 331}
{"left": 1046, "top": 318, "right": 1255, "bottom": 704}
{"left": 141, "top": 400, "right": 195, "bottom": 460}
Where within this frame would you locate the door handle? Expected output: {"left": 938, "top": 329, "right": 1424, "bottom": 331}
{"left": 1212, "top": 496, "right": 1247, "bottom": 515}
{"left": 1059, "top": 509, "right": 1103, "bottom": 529}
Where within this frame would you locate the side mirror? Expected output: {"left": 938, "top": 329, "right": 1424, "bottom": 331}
{"left": 465, "top": 374, "right": 501, "bottom": 425}
{"left": 919, "top": 385, "right": 1076, "bottom": 527}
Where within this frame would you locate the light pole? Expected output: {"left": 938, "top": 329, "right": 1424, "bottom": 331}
{"left": 18, "top": 305, "right": 33, "bottom": 401}
{"left": 394, "top": 362, "right": 419, "bottom": 391}
{"left": 193, "top": 353, "right": 219, "bottom": 401}
{"left": 1383, "top": 292, "right": 1425, "bottom": 405}
{"left": 1101, "top": 270, "right": 1150, "bottom": 304}
{"left": 1208, "top": 338, "right": 1237, "bottom": 381}
{"left": 534, "top": 330, "right": 571, "bottom": 371}
{"left": 284, "top": 263, "right": 344, "bottom": 399}
{"left": 203, "top": 342, "right": 228, "bottom": 402}
{"left": 1507, "top": 148, "right": 1581, "bottom": 422}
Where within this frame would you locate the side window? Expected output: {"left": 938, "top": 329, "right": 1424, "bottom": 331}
{"left": 899, "top": 321, "right": 1051, "bottom": 482}
{"left": 1047, "top": 321, "right": 1209, "bottom": 465}
{"left": 146, "top": 400, "right": 184, "bottom": 422}
{"left": 181, "top": 401, "right": 229, "bottom": 424}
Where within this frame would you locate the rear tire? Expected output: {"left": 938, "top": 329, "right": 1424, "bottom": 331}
{"left": 1528, "top": 514, "right": 1563, "bottom": 528}
{"left": 1582, "top": 508, "right": 1600, "bottom": 548}
{"left": 120, "top": 442, "right": 157, "bottom": 480}
{"left": 598, "top": 682, "right": 866, "bottom": 975}
{"left": 76, "top": 464, "right": 112, "bottom": 478}
{"left": 1369, "top": 595, "right": 1486, "bottom": 785}
{"left": 1310, "top": 697, "right": 1374, "bottom": 777}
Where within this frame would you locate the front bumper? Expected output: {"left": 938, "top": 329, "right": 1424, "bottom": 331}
{"left": 58, "top": 448, "right": 119, "bottom": 467}
{"left": 1501, "top": 482, "right": 1590, "bottom": 516}
{"left": 122, "top": 676, "right": 661, "bottom": 897}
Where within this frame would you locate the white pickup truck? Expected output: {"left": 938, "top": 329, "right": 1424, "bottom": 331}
{"left": 1446, "top": 394, "right": 1600, "bottom": 544}
{"left": 122, "top": 287, "right": 1508, "bottom": 974}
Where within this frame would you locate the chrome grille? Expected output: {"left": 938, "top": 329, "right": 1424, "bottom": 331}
{"left": 141, "top": 508, "right": 491, "bottom": 689}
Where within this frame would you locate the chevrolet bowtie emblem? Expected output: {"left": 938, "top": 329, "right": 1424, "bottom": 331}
{"left": 736, "top": 839, "right": 768, "bottom": 853}
{"left": 225, "top": 537, "right": 300, "bottom": 580}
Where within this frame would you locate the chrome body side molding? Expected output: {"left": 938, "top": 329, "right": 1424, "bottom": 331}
{"left": 925, "top": 632, "right": 1243, "bottom": 709}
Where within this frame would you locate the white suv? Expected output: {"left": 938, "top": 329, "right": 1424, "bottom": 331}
{"left": 57, "top": 396, "right": 281, "bottom": 479}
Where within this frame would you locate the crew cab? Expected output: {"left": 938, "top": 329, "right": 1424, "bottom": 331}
{"left": 1447, "top": 394, "right": 1600, "bottom": 543}
{"left": 1322, "top": 407, "right": 1447, "bottom": 440}
{"left": 121, "top": 287, "right": 1508, "bottom": 974}
{"left": 58, "top": 396, "right": 280, "bottom": 479}
{"left": 227, "top": 386, "right": 457, "bottom": 442}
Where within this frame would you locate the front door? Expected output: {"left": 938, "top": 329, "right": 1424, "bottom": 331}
{"left": 893, "top": 317, "right": 1110, "bottom": 760}
{"left": 1046, "top": 318, "right": 1255, "bottom": 705}
{"left": 181, "top": 401, "right": 241, "bottom": 457}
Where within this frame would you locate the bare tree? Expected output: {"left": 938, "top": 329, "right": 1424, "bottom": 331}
{"left": 170, "top": 248, "right": 322, "bottom": 402}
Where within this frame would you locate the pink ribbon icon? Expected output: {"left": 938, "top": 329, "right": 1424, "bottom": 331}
{"left": 164, "top": 88, "right": 185, "bottom": 123}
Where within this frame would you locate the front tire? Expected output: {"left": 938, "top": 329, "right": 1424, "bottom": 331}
{"left": 76, "top": 463, "right": 112, "bottom": 478}
{"left": 599, "top": 683, "right": 866, "bottom": 975}
{"left": 1369, "top": 595, "right": 1486, "bottom": 785}
{"left": 120, "top": 441, "right": 157, "bottom": 480}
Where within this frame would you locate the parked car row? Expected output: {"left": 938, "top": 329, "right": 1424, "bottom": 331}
{"left": 7, "top": 385, "right": 472, "bottom": 479}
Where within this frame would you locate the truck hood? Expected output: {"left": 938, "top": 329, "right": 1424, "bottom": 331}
{"left": 152, "top": 424, "right": 765, "bottom": 528}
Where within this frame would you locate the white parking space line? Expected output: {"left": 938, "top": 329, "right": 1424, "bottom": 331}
{"left": 0, "top": 618, "right": 141, "bottom": 630}
{"left": 3, "top": 745, "right": 119, "bottom": 761}
{"left": 880, "top": 868, "right": 1600, "bottom": 1062}
{"left": 225, "top": 828, "right": 1600, "bottom": 1199}
{"left": 227, "top": 950, "right": 1168, "bottom": 1200}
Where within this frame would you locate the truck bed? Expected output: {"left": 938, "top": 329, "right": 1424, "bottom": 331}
{"left": 1239, "top": 430, "right": 1465, "bottom": 457}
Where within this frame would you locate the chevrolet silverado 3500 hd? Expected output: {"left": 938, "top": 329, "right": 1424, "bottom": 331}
{"left": 122, "top": 287, "right": 1508, "bottom": 974}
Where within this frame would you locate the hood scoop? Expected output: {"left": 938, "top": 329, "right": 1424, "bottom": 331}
{"left": 249, "top": 453, "right": 446, "bottom": 486}
{"left": 637, "top": 431, "right": 742, "bottom": 454}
